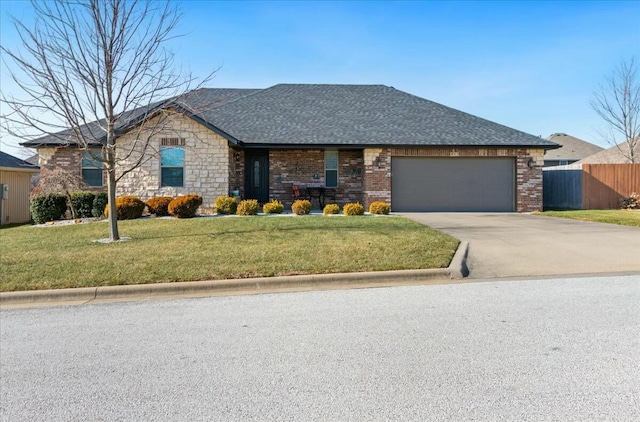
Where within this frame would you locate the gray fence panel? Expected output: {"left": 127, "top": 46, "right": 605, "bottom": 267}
{"left": 543, "top": 168, "right": 582, "bottom": 210}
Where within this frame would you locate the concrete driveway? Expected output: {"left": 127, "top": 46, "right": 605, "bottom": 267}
{"left": 402, "top": 213, "right": 640, "bottom": 279}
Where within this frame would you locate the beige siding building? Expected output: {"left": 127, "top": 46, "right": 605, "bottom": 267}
{"left": 0, "top": 151, "right": 40, "bottom": 225}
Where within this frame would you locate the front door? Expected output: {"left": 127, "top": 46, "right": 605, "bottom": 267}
{"left": 244, "top": 149, "right": 269, "bottom": 203}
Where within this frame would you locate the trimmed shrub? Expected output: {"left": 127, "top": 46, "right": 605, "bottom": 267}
{"left": 30, "top": 193, "right": 68, "bottom": 224}
{"left": 323, "top": 203, "right": 340, "bottom": 215}
{"left": 146, "top": 196, "right": 173, "bottom": 216}
{"left": 263, "top": 199, "right": 284, "bottom": 214}
{"left": 92, "top": 192, "right": 108, "bottom": 218}
{"left": 620, "top": 192, "right": 639, "bottom": 210}
{"left": 291, "top": 199, "right": 311, "bottom": 215}
{"left": 214, "top": 196, "right": 237, "bottom": 215}
{"left": 343, "top": 202, "right": 365, "bottom": 216}
{"left": 70, "top": 192, "right": 96, "bottom": 218}
{"left": 369, "top": 201, "right": 390, "bottom": 215}
{"left": 237, "top": 199, "right": 259, "bottom": 215}
{"left": 168, "top": 194, "right": 203, "bottom": 218}
{"left": 105, "top": 195, "right": 146, "bottom": 220}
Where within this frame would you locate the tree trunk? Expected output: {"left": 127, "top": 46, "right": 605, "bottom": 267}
{"left": 67, "top": 192, "right": 77, "bottom": 219}
{"left": 107, "top": 161, "right": 119, "bottom": 241}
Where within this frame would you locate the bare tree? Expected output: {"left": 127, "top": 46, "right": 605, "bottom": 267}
{"left": 1, "top": 0, "right": 211, "bottom": 241}
{"left": 591, "top": 57, "right": 640, "bottom": 163}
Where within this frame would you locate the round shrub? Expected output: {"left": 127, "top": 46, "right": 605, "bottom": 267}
{"left": 323, "top": 203, "right": 340, "bottom": 215}
{"left": 214, "top": 196, "right": 237, "bottom": 215}
{"left": 237, "top": 199, "right": 259, "bottom": 215}
{"left": 146, "top": 196, "right": 173, "bottom": 216}
{"left": 70, "top": 192, "right": 96, "bottom": 218}
{"left": 92, "top": 192, "right": 108, "bottom": 218}
{"left": 30, "top": 193, "right": 68, "bottom": 224}
{"left": 168, "top": 194, "right": 203, "bottom": 218}
{"left": 105, "top": 195, "right": 146, "bottom": 220}
{"left": 343, "top": 202, "right": 365, "bottom": 216}
{"left": 369, "top": 201, "right": 390, "bottom": 215}
{"left": 291, "top": 199, "right": 311, "bottom": 215}
{"left": 263, "top": 199, "right": 284, "bottom": 214}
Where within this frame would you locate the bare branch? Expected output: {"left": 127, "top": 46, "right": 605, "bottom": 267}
{"left": 591, "top": 57, "right": 640, "bottom": 163}
{"left": 0, "top": 0, "right": 215, "bottom": 241}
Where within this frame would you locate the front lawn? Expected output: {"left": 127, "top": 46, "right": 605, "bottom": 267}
{"left": 535, "top": 209, "right": 640, "bottom": 227}
{"left": 0, "top": 216, "right": 459, "bottom": 292}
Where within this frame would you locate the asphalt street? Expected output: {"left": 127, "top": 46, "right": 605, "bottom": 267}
{"left": 1, "top": 275, "right": 639, "bottom": 421}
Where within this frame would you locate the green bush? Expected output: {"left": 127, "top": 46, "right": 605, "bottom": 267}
{"left": 214, "top": 196, "right": 237, "bottom": 214}
{"left": 70, "top": 192, "right": 95, "bottom": 218}
{"left": 105, "top": 195, "right": 146, "bottom": 220}
{"left": 168, "top": 194, "right": 203, "bottom": 218}
{"left": 237, "top": 199, "right": 260, "bottom": 215}
{"left": 92, "top": 192, "right": 108, "bottom": 218}
{"left": 369, "top": 201, "right": 390, "bottom": 215}
{"left": 323, "top": 203, "right": 340, "bottom": 215}
{"left": 263, "top": 199, "right": 284, "bottom": 214}
{"left": 30, "top": 193, "right": 68, "bottom": 224}
{"left": 146, "top": 196, "right": 173, "bottom": 216}
{"left": 291, "top": 199, "right": 312, "bottom": 215}
{"left": 343, "top": 202, "right": 365, "bottom": 216}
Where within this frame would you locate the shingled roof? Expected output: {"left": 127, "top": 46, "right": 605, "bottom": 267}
{"left": 575, "top": 141, "right": 640, "bottom": 164}
{"left": 21, "top": 88, "right": 260, "bottom": 147}
{"left": 22, "top": 84, "right": 558, "bottom": 149}
{"left": 545, "top": 133, "right": 603, "bottom": 161}
{"left": 0, "top": 151, "right": 40, "bottom": 171}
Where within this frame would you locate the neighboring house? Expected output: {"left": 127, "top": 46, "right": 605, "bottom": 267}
{"left": 544, "top": 133, "right": 603, "bottom": 167}
{"left": 0, "top": 151, "right": 40, "bottom": 224}
{"left": 21, "top": 84, "right": 559, "bottom": 212}
{"left": 575, "top": 141, "right": 640, "bottom": 164}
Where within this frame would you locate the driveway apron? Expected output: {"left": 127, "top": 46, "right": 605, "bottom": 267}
{"left": 402, "top": 213, "right": 640, "bottom": 279}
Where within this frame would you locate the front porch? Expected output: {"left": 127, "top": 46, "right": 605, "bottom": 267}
{"left": 229, "top": 148, "right": 366, "bottom": 208}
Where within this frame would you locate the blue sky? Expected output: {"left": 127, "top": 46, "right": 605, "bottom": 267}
{"left": 1, "top": 0, "right": 639, "bottom": 157}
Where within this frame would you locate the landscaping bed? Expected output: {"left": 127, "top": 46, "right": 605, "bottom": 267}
{"left": 0, "top": 216, "right": 459, "bottom": 292}
{"left": 535, "top": 209, "right": 640, "bottom": 227}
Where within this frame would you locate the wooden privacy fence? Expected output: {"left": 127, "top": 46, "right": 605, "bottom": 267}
{"left": 543, "top": 164, "right": 640, "bottom": 210}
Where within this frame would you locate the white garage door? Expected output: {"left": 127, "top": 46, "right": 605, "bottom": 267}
{"left": 391, "top": 157, "right": 516, "bottom": 212}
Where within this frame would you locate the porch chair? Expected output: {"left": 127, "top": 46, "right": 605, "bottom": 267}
{"left": 292, "top": 184, "right": 309, "bottom": 201}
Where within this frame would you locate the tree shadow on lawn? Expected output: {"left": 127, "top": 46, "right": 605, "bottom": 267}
{"left": 136, "top": 225, "right": 408, "bottom": 241}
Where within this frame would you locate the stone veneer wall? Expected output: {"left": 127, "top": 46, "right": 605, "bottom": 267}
{"left": 268, "top": 149, "right": 364, "bottom": 207}
{"left": 116, "top": 114, "right": 229, "bottom": 207}
{"left": 363, "top": 147, "right": 545, "bottom": 212}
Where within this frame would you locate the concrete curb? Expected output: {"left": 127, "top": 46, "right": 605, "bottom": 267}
{"left": 449, "top": 240, "right": 470, "bottom": 279}
{"left": 1, "top": 242, "right": 469, "bottom": 307}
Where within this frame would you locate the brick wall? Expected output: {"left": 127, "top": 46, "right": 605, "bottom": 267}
{"left": 37, "top": 147, "right": 106, "bottom": 192}
{"left": 268, "top": 149, "right": 364, "bottom": 207}
{"left": 229, "top": 148, "right": 244, "bottom": 197}
{"left": 363, "top": 147, "right": 545, "bottom": 212}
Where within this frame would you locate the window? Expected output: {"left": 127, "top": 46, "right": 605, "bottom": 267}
{"left": 325, "top": 150, "right": 338, "bottom": 188}
{"left": 82, "top": 150, "right": 103, "bottom": 187}
{"left": 160, "top": 146, "right": 184, "bottom": 187}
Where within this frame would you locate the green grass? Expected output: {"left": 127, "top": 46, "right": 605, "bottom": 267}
{"left": 535, "top": 209, "right": 640, "bottom": 227}
{"left": 0, "top": 216, "right": 459, "bottom": 292}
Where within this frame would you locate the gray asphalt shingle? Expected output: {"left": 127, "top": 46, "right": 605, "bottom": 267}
{"left": 21, "top": 84, "right": 557, "bottom": 149}
{"left": 0, "top": 151, "right": 40, "bottom": 170}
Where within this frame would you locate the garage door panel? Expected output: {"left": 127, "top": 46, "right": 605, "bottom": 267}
{"left": 391, "top": 157, "right": 515, "bottom": 212}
